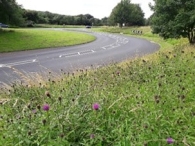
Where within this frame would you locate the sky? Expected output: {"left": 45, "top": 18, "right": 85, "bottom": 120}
{"left": 16, "top": 0, "right": 154, "bottom": 19}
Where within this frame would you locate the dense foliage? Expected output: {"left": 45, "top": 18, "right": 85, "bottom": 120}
{"left": 109, "top": 0, "right": 145, "bottom": 27}
{"left": 0, "top": 0, "right": 146, "bottom": 27}
{"left": 150, "top": 0, "right": 195, "bottom": 44}
{"left": 0, "top": 0, "right": 108, "bottom": 27}
{"left": 0, "top": 0, "right": 24, "bottom": 26}
{"left": 23, "top": 11, "right": 107, "bottom": 26}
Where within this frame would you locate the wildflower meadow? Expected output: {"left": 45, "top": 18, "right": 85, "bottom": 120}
{"left": 0, "top": 43, "right": 195, "bottom": 145}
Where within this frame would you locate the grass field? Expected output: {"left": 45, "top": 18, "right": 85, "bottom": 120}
{"left": 34, "top": 24, "right": 100, "bottom": 29}
{"left": 0, "top": 26, "right": 194, "bottom": 145}
{"left": 0, "top": 29, "right": 95, "bottom": 52}
{"left": 34, "top": 24, "right": 86, "bottom": 28}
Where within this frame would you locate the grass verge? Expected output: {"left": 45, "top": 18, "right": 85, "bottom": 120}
{"left": 93, "top": 26, "right": 188, "bottom": 51}
{"left": 0, "top": 28, "right": 95, "bottom": 52}
{"left": 34, "top": 24, "right": 85, "bottom": 28}
{"left": 0, "top": 26, "right": 194, "bottom": 145}
{"left": 0, "top": 44, "right": 195, "bottom": 145}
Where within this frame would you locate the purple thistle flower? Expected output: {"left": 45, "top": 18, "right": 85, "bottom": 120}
{"left": 92, "top": 103, "right": 100, "bottom": 110}
{"left": 42, "top": 104, "right": 50, "bottom": 111}
{"left": 90, "top": 134, "right": 95, "bottom": 139}
{"left": 32, "top": 109, "right": 37, "bottom": 114}
{"left": 167, "top": 137, "right": 174, "bottom": 144}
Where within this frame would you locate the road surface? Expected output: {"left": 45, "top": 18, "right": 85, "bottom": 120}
{"left": 0, "top": 29, "right": 159, "bottom": 85}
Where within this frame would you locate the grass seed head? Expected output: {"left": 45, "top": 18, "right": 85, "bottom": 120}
{"left": 45, "top": 91, "right": 51, "bottom": 97}
{"left": 42, "top": 119, "right": 47, "bottom": 126}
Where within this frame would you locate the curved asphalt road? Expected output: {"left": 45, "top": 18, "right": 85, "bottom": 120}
{"left": 0, "top": 28, "right": 159, "bottom": 85}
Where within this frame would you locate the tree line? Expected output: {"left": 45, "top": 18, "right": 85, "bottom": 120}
{"left": 0, "top": 0, "right": 146, "bottom": 27}
{"left": 1, "top": 0, "right": 194, "bottom": 44}
{"left": 23, "top": 11, "right": 108, "bottom": 26}
{"left": 0, "top": 0, "right": 109, "bottom": 26}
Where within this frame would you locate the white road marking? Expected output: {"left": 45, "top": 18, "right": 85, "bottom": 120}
{"left": 113, "top": 44, "right": 121, "bottom": 47}
{"left": 0, "top": 64, "right": 4, "bottom": 68}
{"left": 80, "top": 50, "right": 93, "bottom": 55}
{"left": 0, "top": 59, "right": 37, "bottom": 68}
{"left": 150, "top": 41, "right": 156, "bottom": 44}
{"left": 58, "top": 33, "right": 130, "bottom": 58}
{"left": 59, "top": 50, "right": 95, "bottom": 58}
{"left": 59, "top": 52, "right": 78, "bottom": 58}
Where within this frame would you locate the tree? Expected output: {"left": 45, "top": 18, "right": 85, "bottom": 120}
{"left": 130, "top": 4, "right": 145, "bottom": 26}
{"left": 37, "top": 11, "right": 49, "bottom": 24}
{"left": 109, "top": 0, "right": 131, "bottom": 27}
{"left": 109, "top": 0, "right": 145, "bottom": 27}
{"left": 145, "top": 14, "right": 154, "bottom": 26}
{"left": 150, "top": 0, "right": 195, "bottom": 44}
{"left": 0, "top": 0, "right": 24, "bottom": 25}
{"left": 23, "top": 10, "right": 39, "bottom": 23}
{"left": 84, "top": 14, "right": 94, "bottom": 20}
{"left": 101, "top": 17, "right": 109, "bottom": 26}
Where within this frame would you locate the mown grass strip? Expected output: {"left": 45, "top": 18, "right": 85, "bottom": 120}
{"left": 34, "top": 24, "right": 85, "bottom": 28}
{"left": 0, "top": 29, "right": 95, "bottom": 52}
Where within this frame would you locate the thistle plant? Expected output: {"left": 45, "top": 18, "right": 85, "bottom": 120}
{"left": 0, "top": 44, "right": 195, "bottom": 145}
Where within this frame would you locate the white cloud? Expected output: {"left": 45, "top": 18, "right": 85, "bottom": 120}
{"left": 16, "top": 0, "right": 153, "bottom": 19}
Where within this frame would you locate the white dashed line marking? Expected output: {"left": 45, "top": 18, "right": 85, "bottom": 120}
{"left": 58, "top": 33, "right": 130, "bottom": 58}
{"left": 59, "top": 50, "right": 95, "bottom": 58}
{"left": 0, "top": 59, "right": 37, "bottom": 68}
{"left": 150, "top": 41, "right": 156, "bottom": 44}
{"left": 0, "top": 64, "right": 5, "bottom": 68}
{"left": 59, "top": 52, "right": 78, "bottom": 58}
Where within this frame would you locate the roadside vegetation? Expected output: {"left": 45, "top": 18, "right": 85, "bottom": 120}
{"left": 150, "top": 0, "right": 195, "bottom": 44}
{"left": 94, "top": 26, "right": 188, "bottom": 50}
{"left": 34, "top": 24, "right": 86, "bottom": 28}
{"left": 0, "top": 29, "right": 95, "bottom": 52}
{"left": 1, "top": 0, "right": 194, "bottom": 144}
{"left": 0, "top": 25, "right": 195, "bottom": 145}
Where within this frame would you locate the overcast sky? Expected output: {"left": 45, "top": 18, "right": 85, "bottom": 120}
{"left": 16, "top": 0, "right": 154, "bottom": 19}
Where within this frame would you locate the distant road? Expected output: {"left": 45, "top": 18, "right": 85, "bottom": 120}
{"left": 0, "top": 28, "right": 159, "bottom": 85}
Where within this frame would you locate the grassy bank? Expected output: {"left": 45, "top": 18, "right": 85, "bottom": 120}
{"left": 1, "top": 43, "right": 195, "bottom": 145}
{"left": 94, "top": 26, "right": 188, "bottom": 51}
{"left": 0, "top": 29, "right": 95, "bottom": 52}
{"left": 0, "top": 26, "right": 194, "bottom": 145}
